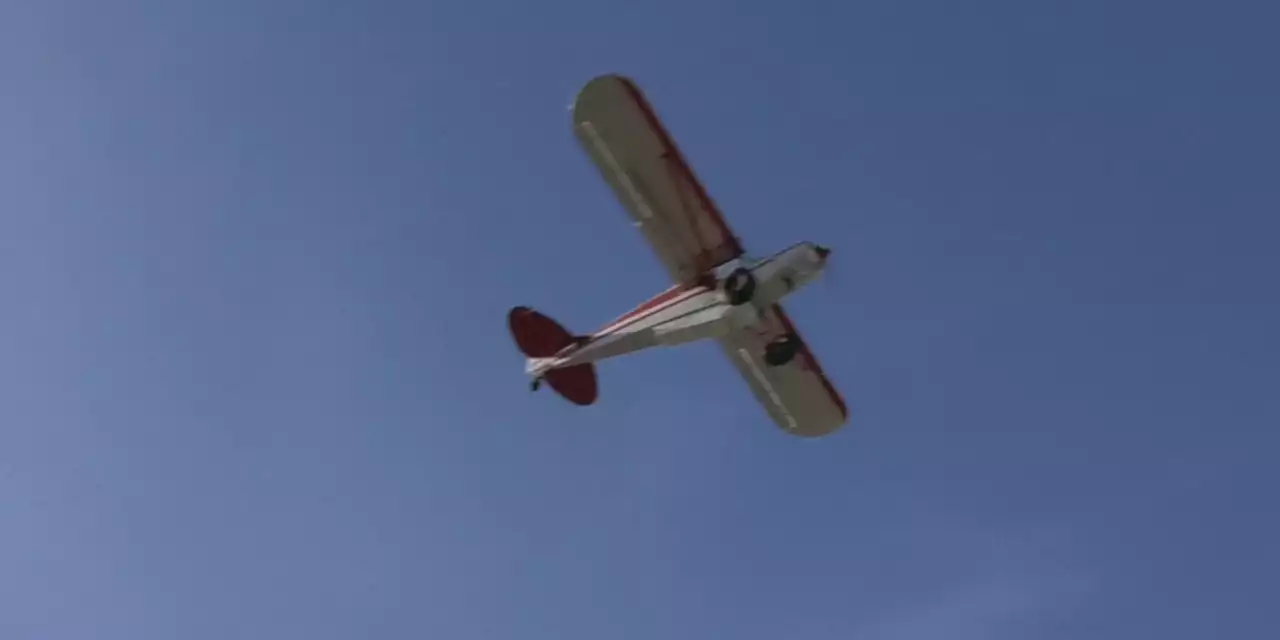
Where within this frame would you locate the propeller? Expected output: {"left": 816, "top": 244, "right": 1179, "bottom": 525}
{"left": 814, "top": 245, "right": 837, "bottom": 292}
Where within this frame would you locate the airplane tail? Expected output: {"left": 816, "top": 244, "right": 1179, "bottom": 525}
{"left": 507, "top": 306, "right": 599, "bottom": 406}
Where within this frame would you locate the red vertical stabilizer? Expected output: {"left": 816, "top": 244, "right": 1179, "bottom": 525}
{"left": 507, "top": 306, "right": 599, "bottom": 406}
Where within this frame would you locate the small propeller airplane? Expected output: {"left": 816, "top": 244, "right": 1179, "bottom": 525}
{"left": 508, "top": 74, "right": 847, "bottom": 437}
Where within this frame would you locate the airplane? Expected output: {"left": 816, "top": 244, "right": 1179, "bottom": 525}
{"left": 507, "top": 74, "right": 847, "bottom": 437}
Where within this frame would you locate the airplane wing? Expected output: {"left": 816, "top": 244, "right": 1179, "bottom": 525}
{"left": 572, "top": 74, "right": 745, "bottom": 284}
{"left": 718, "top": 304, "right": 848, "bottom": 437}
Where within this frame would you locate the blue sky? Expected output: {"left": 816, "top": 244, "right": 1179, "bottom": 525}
{"left": 2, "top": 1, "right": 1277, "bottom": 638}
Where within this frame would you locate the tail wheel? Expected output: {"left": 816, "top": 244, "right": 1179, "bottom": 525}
{"left": 722, "top": 268, "right": 757, "bottom": 306}
{"left": 764, "top": 333, "right": 802, "bottom": 367}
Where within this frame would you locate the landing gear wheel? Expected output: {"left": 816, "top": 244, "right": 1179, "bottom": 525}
{"left": 530, "top": 378, "right": 542, "bottom": 392}
{"left": 764, "top": 333, "right": 802, "bottom": 367}
{"left": 722, "top": 268, "right": 757, "bottom": 306}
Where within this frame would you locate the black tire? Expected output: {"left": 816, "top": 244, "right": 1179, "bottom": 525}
{"left": 722, "top": 268, "right": 757, "bottom": 306}
{"left": 764, "top": 333, "right": 802, "bottom": 367}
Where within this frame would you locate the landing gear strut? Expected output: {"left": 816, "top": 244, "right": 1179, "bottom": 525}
{"left": 722, "top": 267, "right": 757, "bottom": 306}
{"left": 530, "top": 377, "right": 542, "bottom": 392}
{"left": 764, "top": 333, "right": 802, "bottom": 367}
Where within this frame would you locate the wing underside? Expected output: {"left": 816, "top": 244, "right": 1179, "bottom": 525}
{"left": 572, "top": 74, "right": 846, "bottom": 437}
{"left": 572, "top": 74, "right": 743, "bottom": 284}
{"left": 718, "top": 304, "right": 848, "bottom": 437}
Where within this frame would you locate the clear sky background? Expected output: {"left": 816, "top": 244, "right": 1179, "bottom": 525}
{"left": 2, "top": 1, "right": 1277, "bottom": 638}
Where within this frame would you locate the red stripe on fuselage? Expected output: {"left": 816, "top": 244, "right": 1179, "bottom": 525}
{"left": 591, "top": 273, "right": 720, "bottom": 340}
{"left": 593, "top": 284, "right": 698, "bottom": 338}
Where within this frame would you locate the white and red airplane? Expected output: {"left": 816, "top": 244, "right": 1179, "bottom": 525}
{"left": 508, "top": 74, "right": 847, "bottom": 437}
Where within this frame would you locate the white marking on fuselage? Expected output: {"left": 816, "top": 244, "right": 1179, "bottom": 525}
{"left": 534, "top": 289, "right": 728, "bottom": 374}
{"left": 577, "top": 122, "right": 653, "bottom": 220}
{"left": 592, "top": 287, "right": 709, "bottom": 336}
{"left": 737, "top": 348, "right": 798, "bottom": 431}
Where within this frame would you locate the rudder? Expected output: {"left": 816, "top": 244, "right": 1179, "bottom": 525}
{"left": 507, "top": 306, "right": 599, "bottom": 406}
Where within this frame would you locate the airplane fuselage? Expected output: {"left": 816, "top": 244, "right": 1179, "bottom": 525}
{"left": 525, "top": 241, "right": 830, "bottom": 378}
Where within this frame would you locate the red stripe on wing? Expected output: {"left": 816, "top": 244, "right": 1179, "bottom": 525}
{"left": 770, "top": 305, "right": 848, "bottom": 420}
{"left": 616, "top": 77, "right": 745, "bottom": 272}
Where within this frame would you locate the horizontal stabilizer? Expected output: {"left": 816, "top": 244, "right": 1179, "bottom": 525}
{"left": 508, "top": 306, "right": 578, "bottom": 357}
{"left": 543, "top": 364, "right": 598, "bottom": 406}
{"left": 507, "top": 306, "right": 599, "bottom": 406}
